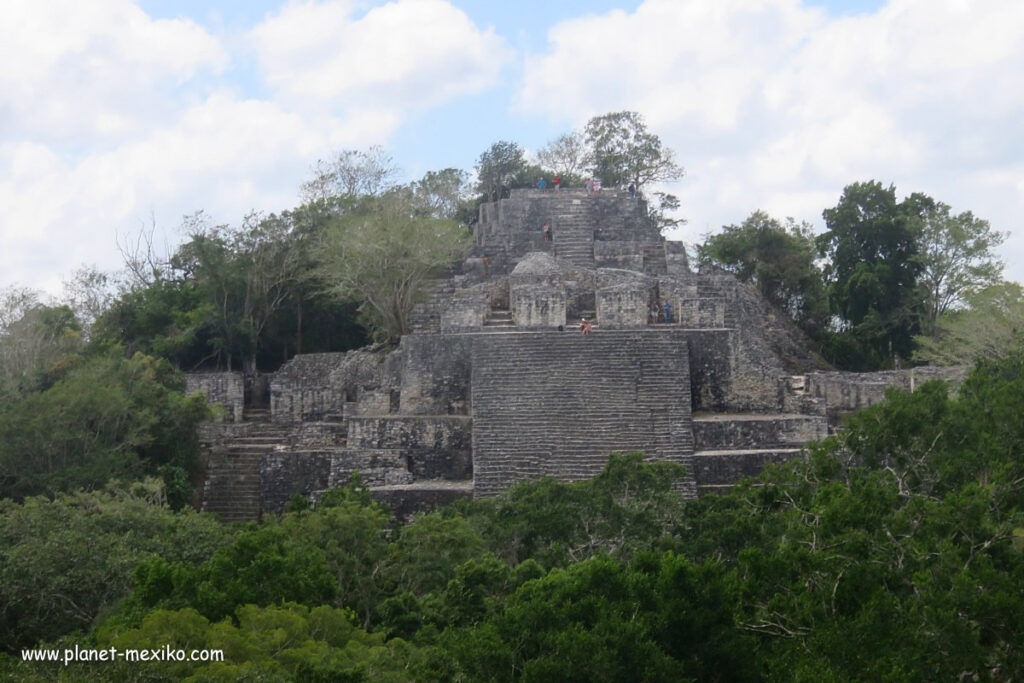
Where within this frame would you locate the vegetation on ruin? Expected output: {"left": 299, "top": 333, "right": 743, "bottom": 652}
{"left": 3, "top": 354, "right": 1024, "bottom": 679}
{"left": 699, "top": 181, "right": 1009, "bottom": 370}
{"left": 0, "top": 112, "right": 1020, "bottom": 679}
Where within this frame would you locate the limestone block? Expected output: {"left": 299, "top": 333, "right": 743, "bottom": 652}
{"left": 511, "top": 284, "right": 567, "bottom": 328}
{"left": 186, "top": 372, "right": 244, "bottom": 422}
{"left": 596, "top": 284, "right": 649, "bottom": 328}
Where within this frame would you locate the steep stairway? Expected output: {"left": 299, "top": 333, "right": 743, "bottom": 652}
{"left": 202, "top": 412, "right": 290, "bottom": 522}
{"left": 471, "top": 330, "right": 696, "bottom": 497}
{"left": 552, "top": 203, "right": 594, "bottom": 267}
{"left": 484, "top": 307, "right": 514, "bottom": 328}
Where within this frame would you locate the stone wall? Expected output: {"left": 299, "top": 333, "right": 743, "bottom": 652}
{"left": 186, "top": 372, "right": 244, "bottom": 422}
{"left": 475, "top": 190, "right": 661, "bottom": 276}
{"left": 471, "top": 330, "right": 697, "bottom": 498}
{"left": 806, "top": 366, "right": 969, "bottom": 421}
{"left": 347, "top": 416, "right": 472, "bottom": 480}
{"left": 596, "top": 283, "right": 650, "bottom": 328}
{"left": 260, "top": 452, "right": 332, "bottom": 514}
{"left": 270, "top": 353, "right": 346, "bottom": 422}
{"left": 399, "top": 334, "right": 473, "bottom": 415}
{"left": 511, "top": 284, "right": 567, "bottom": 327}
{"left": 692, "top": 414, "right": 827, "bottom": 450}
{"left": 691, "top": 449, "right": 803, "bottom": 489}
{"left": 439, "top": 287, "right": 489, "bottom": 331}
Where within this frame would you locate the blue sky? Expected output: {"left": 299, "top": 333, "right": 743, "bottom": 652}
{"left": 2, "top": 0, "right": 1021, "bottom": 295}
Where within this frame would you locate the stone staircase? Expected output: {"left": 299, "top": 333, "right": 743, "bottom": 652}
{"left": 689, "top": 412, "right": 828, "bottom": 493}
{"left": 484, "top": 307, "right": 514, "bottom": 328}
{"left": 553, "top": 202, "right": 595, "bottom": 268}
{"left": 202, "top": 408, "right": 289, "bottom": 522}
{"left": 471, "top": 330, "right": 696, "bottom": 498}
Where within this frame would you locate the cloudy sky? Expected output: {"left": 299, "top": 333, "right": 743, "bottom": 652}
{"left": 2, "top": 0, "right": 1022, "bottom": 295}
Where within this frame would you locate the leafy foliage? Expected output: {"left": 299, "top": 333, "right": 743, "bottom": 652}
{"left": 0, "top": 482, "right": 233, "bottom": 652}
{"left": 0, "top": 350, "right": 209, "bottom": 501}
{"left": 315, "top": 193, "right": 471, "bottom": 340}
{"left": 474, "top": 140, "right": 531, "bottom": 194}
{"left": 818, "top": 181, "right": 926, "bottom": 369}
{"left": 916, "top": 201, "right": 1007, "bottom": 335}
{"left": 915, "top": 282, "right": 1024, "bottom": 365}
{"left": 700, "top": 210, "right": 828, "bottom": 338}
{"left": 583, "top": 111, "right": 684, "bottom": 189}
{"left": 300, "top": 145, "right": 400, "bottom": 202}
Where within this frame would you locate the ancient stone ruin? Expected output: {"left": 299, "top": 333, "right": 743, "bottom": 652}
{"left": 191, "top": 189, "right": 966, "bottom": 521}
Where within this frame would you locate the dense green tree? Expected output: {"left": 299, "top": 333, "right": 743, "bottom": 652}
{"left": 315, "top": 194, "right": 471, "bottom": 340}
{"left": 818, "top": 181, "right": 926, "bottom": 369}
{"left": 466, "top": 452, "right": 688, "bottom": 567}
{"left": 128, "top": 523, "right": 339, "bottom": 624}
{"left": 5, "top": 604, "right": 432, "bottom": 682}
{"left": 0, "top": 481, "right": 233, "bottom": 652}
{"left": 700, "top": 210, "right": 829, "bottom": 337}
{"left": 0, "top": 296, "right": 81, "bottom": 396}
{"left": 171, "top": 213, "right": 306, "bottom": 374}
{"left": 447, "top": 552, "right": 752, "bottom": 682}
{"left": 410, "top": 167, "right": 472, "bottom": 222}
{"left": 91, "top": 277, "right": 212, "bottom": 370}
{"left": 0, "top": 351, "right": 209, "bottom": 501}
{"left": 474, "top": 140, "right": 530, "bottom": 195}
{"left": 583, "top": 111, "right": 683, "bottom": 189}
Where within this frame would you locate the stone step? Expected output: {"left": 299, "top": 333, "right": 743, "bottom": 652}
{"left": 690, "top": 448, "right": 805, "bottom": 488}
{"left": 692, "top": 413, "right": 828, "bottom": 450}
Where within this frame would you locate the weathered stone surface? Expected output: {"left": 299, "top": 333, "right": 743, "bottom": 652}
{"left": 261, "top": 452, "right": 332, "bottom": 514}
{"left": 691, "top": 448, "right": 805, "bottom": 490}
{"left": 195, "top": 188, "right": 956, "bottom": 520}
{"left": 471, "top": 330, "right": 696, "bottom": 498}
{"left": 399, "top": 334, "right": 472, "bottom": 415}
{"left": 186, "top": 372, "right": 244, "bottom": 422}
{"left": 806, "top": 366, "right": 968, "bottom": 423}
{"left": 347, "top": 416, "right": 472, "bottom": 480}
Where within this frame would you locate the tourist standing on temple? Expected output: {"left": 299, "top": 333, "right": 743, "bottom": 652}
{"left": 553, "top": 175, "right": 561, "bottom": 192}
{"left": 542, "top": 222, "right": 552, "bottom": 242}
{"left": 650, "top": 302, "right": 660, "bottom": 324}
{"left": 662, "top": 300, "right": 672, "bottom": 323}
{"left": 580, "top": 318, "right": 592, "bottom": 335}
{"left": 538, "top": 177, "right": 547, "bottom": 190}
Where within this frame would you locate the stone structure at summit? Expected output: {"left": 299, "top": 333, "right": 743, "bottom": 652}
{"left": 192, "top": 188, "right": 964, "bottom": 521}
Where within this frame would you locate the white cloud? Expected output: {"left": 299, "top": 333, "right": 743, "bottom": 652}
{"left": 0, "top": 89, "right": 402, "bottom": 295}
{"left": 519, "top": 0, "right": 1024, "bottom": 280}
{"left": 0, "top": 0, "right": 227, "bottom": 144}
{"left": 250, "top": 0, "right": 511, "bottom": 110}
{"left": 1, "top": 0, "right": 510, "bottom": 295}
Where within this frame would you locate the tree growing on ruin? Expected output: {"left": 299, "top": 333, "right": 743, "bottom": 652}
{"left": 315, "top": 194, "right": 471, "bottom": 340}
{"left": 474, "top": 140, "right": 535, "bottom": 194}
{"left": 699, "top": 211, "right": 829, "bottom": 338}
{"left": 536, "top": 131, "right": 591, "bottom": 181}
{"left": 583, "top": 111, "right": 684, "bottom": 189}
